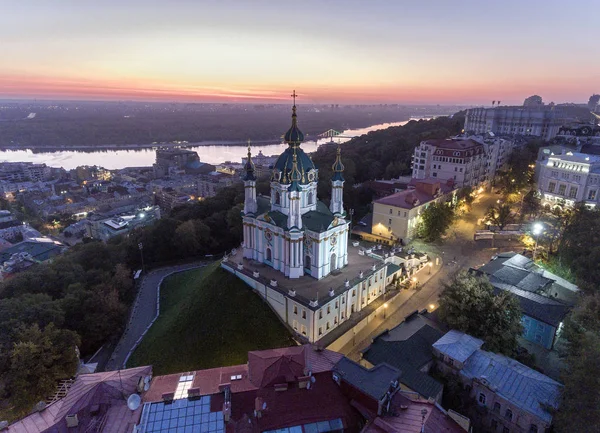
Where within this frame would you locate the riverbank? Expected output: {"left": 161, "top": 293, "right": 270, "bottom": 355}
{"left": 0, "top": 119, "right": 416, "bottom": 169}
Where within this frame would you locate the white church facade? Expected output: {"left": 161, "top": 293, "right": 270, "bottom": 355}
{"left": 240, "top": 101, "right": 349, "bottom": 280}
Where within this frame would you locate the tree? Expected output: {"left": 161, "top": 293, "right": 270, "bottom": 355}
{"left": 554, "top": 294, "right": 600, "bottom": 432}
{"left": 457, "top": 186, "right": 475, "bottom": 208}
{"left": 7, "top": 323, "right": 80, "bottom": 409}
{"left": 417, "top": 201, "right": 454, "bottom": 242}
{"left": 485, "top": 203, "right": 513, "bottom": 231}
{"left": 437, "top": 272, "right": 523, "bottom": 355}
{"left": 521, "top": 190, "right": 541, "bottom": 219}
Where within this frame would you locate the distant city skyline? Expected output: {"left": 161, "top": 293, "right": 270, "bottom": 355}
{"left": 1, "top": 0, "right": 598, "bottom": 104}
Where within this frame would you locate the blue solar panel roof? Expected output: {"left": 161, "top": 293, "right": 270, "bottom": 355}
{"left": 137, "top": 396, "right": 224, "bottom": 433}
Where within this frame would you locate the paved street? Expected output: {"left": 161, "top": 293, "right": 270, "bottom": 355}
{"left": 341, "top": 190, "right": 521, "bottom": 360}
{"left": 104, "top": 261, "right": 207, "bottom": 371}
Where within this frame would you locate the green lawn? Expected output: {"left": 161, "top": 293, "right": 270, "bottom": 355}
{"left": 128, "top": 263, "right": 294, "bottom": 375}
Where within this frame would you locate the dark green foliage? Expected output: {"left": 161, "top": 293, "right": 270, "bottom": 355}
{"left": 438, "top": 272, "right": 523, "bottom": 355}
{"left": 8, "top": 324, "right": 80, "bottom": 409}
{"left": 485, "top": 203, "right": 513, "bottom": 231}
{"left": 554, "top": 294, "right": 600, "bottom": 432}
{"left": 128, "top": 265, "right": 293, "bottom": 374}
{"left": 0, "top": 242, "right": 133, "bottom": 415}
{"left": 417, "top": 201, "right": 455, "bottom": 242}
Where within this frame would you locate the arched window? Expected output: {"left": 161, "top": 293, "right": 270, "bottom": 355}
{"left": 505, "top": 409, "right": 513, "bottom": 421}
{"left": 275, "top": 191, "right": 281, "bottom": 205}
{"left": 266, "top": 248, "right": 272, "bottom": 262}
{"left": 331, "top": 253, "right": 337, "bottom": 271}
{"left": 307, "top": 191, "right": 314, "bottom": 205}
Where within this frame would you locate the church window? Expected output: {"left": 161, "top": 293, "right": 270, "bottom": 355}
{"left": 341, "top": 297, "right": 345, "bottom": 304}
{"left": 302, "top": 309, "right": 306, "bottom": 319}
{"left": 266, "top": 248, "right": 272, "bottom": 262}
{"left": 293, "top": 306, "right": 298, "bottom": 315}
{"left": 327, "top": 305, "right": 331, "bottom": 314}
{"left": 319, "top": 310, "right": 323, "bottom": 319}
{"left": 308, "top": 191, "right": 314, "bottom": 205}
{"left": 335, "top": 301, "right": 338, "bottom": 309}
{"left": 275, "top": 191, "right": 281, "bottom": 205}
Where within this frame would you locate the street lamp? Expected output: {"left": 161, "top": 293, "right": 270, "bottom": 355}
{"left": 532, "top": 223, "right": 543, "bottom": 261}
{"left": 383, "top": 302, "right": 388, "bottom": 319}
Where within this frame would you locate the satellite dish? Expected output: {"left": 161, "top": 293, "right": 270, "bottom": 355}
{"left": 144, "top": 376, "right": 151, "bottom": 384}
{"left": 310, "top": 376, "right": 316, "bottom": 384}
{"left": 127, "top": 394, "right": 141, "bottom": 411}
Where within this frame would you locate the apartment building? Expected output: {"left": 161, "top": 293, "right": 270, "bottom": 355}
{"left": 536, "top": 150, "right": 600, "bottom": 208}
{"left": 412, "top": 138, "right": 486, "bottom": 188}
{"left": 464, "top": 106, "right": 566, "bottom": 141}
{"left": 369, "top": 179, "right": 456, "bottom": 245}
{"left": 433, "top": 330, "right": 562, "bottom": 433}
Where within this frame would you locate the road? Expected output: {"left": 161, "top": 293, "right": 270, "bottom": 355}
{"left": 104, "top": 261, "right": 207, "bottom": 371}
{"left": 341, "top": 190, "right": 520, "bottom": 360}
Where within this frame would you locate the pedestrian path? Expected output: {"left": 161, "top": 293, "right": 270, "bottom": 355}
{"left": 104, "top": 261, "right": 206, "bottom": 371}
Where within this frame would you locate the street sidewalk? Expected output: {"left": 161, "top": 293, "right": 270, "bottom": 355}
{"left": 338, "top": 252, "right": 443, "bottom": 359}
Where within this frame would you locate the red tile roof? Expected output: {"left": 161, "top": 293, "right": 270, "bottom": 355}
{"left": 374, "top": 180, "right": 454, "bottom": 210}
{"left": 422, "top": 138, "right": 484, "bottom": 158}
{"left": 363, "top": 393, "right": 464, "bottom": 433}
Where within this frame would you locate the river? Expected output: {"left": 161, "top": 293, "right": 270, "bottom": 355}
{"left": 0, "top": 119, "right": 418, "bottom": 170}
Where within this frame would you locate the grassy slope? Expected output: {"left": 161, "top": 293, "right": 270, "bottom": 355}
{"left": 128, "top": 263, "right": 293, "bottom": 375}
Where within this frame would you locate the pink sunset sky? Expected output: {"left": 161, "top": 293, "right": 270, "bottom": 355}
{"left": 1, "top": 0, "right": 598, "bottom": 105}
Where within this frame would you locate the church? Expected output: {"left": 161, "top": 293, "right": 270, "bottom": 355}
{"left": 241, "top": 99, "right": 350, "bottom": 279}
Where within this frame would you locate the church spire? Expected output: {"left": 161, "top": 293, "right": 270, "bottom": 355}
{"left": 242, "top": 139, "right": 256, "bottom": 181}
{"left": 331, "top": 145, "right": 345, "bottom": 182}
{"left": 284, "top": 90, "right": 305, "bottom": 147}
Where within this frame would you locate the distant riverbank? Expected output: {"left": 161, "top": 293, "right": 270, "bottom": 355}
{"left": 0, "top": 119, "right": 428, "bottom": 170}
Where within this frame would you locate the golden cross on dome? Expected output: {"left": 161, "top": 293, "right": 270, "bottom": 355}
{"left": 291, "top": 90, "right": 297, "bottom": 106}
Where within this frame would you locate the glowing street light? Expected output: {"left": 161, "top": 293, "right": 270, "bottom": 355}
{"left": 533, "top": 223, "right": 543, "bottom": 261}
{"left": 428, "top": 262, "right": 433, "bottom": 274}
{"left": 384, "top": 302, "right": 389, "bottom": 319}
{"left": 429, "top": 304, "right": 436, "bottom": 311}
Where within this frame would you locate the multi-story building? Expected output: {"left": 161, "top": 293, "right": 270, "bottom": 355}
{"left": 472, "top": 252, "right": 577, "bottom": 349}
{"left": 0, "top": 162, "right": 51, "bottom": 182}
{"left": 464, "top": 105, "right": 567, "bottom": 141}
{"left": 86, "top": 205, "right": 161, "bottom": 241}
{"left": 433, "top": 330, "right": 562, "bottom": 433}
{"left": 536, "top": 150, "right": 600, "bottom": 208}
{"left": 153, "top": 148, "right": 214, "bottom": 178}
{"left": 197, "top": 171, "right": 236, "bottom": 198}
{"left": 470, "top": 135, "right": 516, "bottom": 185}
{"left": 412, "top": 138, "right": 486, "bottom": 188}
{"left": 365, "top": 178, "right": 456, "bottom": 245}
